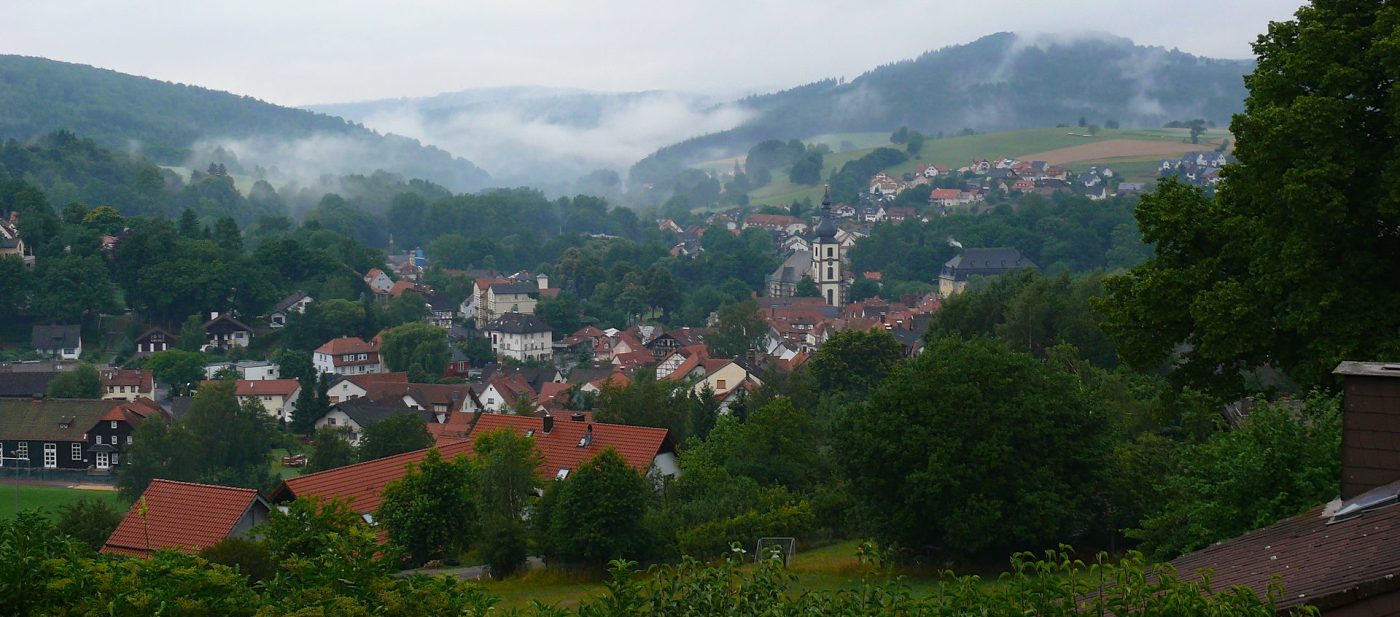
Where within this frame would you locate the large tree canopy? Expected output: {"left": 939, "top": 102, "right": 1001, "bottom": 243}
{"left": 1099, "top": 3, "right": 1400, "bottom": 395}
{"left": 838, "top": 336, "right": 1107, "bottom": 560}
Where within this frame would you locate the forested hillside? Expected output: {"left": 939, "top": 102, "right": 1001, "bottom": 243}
{"left": 631, "top": 32, "right": 1252, "bottom": 189}
{"left": 0, "top": 56, "right": 492, "bottom": 191}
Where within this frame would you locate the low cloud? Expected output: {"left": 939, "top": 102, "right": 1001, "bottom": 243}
{"left": 351, "top": 91, "right": 755, "bottom": 188}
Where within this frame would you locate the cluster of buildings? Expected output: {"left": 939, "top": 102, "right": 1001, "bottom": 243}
{"left": 1158, "top": 151, "right": 1231, "bottom": 186}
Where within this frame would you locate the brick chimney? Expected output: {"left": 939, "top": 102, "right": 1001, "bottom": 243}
{"left": 1334, "top": 362, "right": 1400, "bottom": 499}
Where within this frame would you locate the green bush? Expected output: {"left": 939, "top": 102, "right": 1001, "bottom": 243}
{"left": 676, "top": 502, "right": 814, "bottom": 559}
{"left": 200, "top": 537, "right": 276, "bottom": 584}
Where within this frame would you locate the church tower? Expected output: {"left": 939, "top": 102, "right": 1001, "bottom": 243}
{"left": 812, "top": 186, "right": 843, "bottom": 307}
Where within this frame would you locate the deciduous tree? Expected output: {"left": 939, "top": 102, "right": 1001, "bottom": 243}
{"left": 839, "top": 336, "right": 1106, "bottom": 560}
{"left": 536, "top": 448, "right": 649, "bottom": 566}
{"left": 357, "top": 414, "right": 433, "bottom": 462}
{"left": 377, "top": 448, "right": 477, "bottom": 565}
{"left": 1099, "top": 3, "right": 1400, "bottom": 394}
{"left": 45, "top": 363, "right": 101, "bottom": 398}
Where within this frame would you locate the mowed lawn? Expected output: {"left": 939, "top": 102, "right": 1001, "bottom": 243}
{"left": 0, "top": 483, "right": 127, "bottom": 520}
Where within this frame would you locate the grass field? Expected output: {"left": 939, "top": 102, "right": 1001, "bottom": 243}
{"left": 695, "top": 127, "right": 1229, "bottom": 206}
{"left": 0, "top": 483, "right": 126, "bottom": 520}
{"left": 478, "top": 540, "right": 969, "bottom": 610}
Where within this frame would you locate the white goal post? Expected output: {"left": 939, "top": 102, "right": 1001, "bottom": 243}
{"left": 755, "top": 537, "right": 796, "bottom": 565}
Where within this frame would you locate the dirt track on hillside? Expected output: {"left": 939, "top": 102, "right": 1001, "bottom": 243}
{"left": 1020, "top": 139, "right": 1215, "bottom": 165}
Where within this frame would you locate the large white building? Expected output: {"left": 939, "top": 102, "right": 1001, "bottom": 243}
{"left": 484, "top": 312, "right": 553, "bottom": 363}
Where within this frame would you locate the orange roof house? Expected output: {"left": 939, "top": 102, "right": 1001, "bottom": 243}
{"left": 275, "top": 414, "right": 678, "bottom": 514}
{"left": 102, "top": 480, "right": 270, "bottom": 557}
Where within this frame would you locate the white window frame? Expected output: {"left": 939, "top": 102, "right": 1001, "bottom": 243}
{"left": 17, "top": 442, "right": 27, "bottom": 458}
{"left": 43, "top": 443, "right": 56, "bottom": 468}
{"left": 71, "top": 443, "right": 82, "bottom": 460}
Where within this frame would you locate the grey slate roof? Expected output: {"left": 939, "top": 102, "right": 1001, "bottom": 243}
{"left": 32, "top": 325, "right": 80, "bottom": 350}
{"left": 485, "top": 312, "right": 550, "bottom": 334}
{"left": 273, "top": 291, "right": 309, "bottom": 313}
{"left": 489, "top": 282, "right": 538, "bottom": 295}
{"left": 941, "top": 248, "right": 1037, "bottom": 281}
{"left": 770, "top": 251, "right": 813, "bottom": 285}
{"left": 331, "top": 398, "right": 434, "bottom": 428}
{"left": 0, "top": 372, "right": 60, "bottom": 398}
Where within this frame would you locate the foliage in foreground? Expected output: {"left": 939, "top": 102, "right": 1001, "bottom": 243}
{"left": 0, "top": 506, "right": 1307, "bottom": 616}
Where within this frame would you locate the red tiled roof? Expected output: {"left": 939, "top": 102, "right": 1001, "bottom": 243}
{"left": 388, "top": 280, "right": 423, "bottom": 298}
{"left": 1170, "top": 500, "right": 1400, "bottom": 611}
{"left": 316, "top": 337, "right": 379, "bottom": 356}
{"left": 344, "top": 372, "right": 408, "bottom": 389}
{"left": 234, "top": 379, "right": 300, "bottom": 398}
{"left": 101, "top": 369, "right": 152, "bottom": 390}
{"left": 612, "top": 350, "right": 653, "bottom": 370}
{"left": 102, "top": 479, "right": 266, "bottom": 557}
{"left": 467, "top": 414, "right": 670, "bottom": 478}
{"left": 538, "top": 382, "right": 571, "bottom": 403}
{"left": 930, "top": 188, "right": 962, "bottom": 199}
{"left": 661, "top": 354, "right": 701, "bottom": 381}
{"left": 98, "top": 400, "right": 161, "bottom": 428}
{"left": 273, "top": 439, "right": 476, "bottom": 514}
{"left": 280, "top": 416, "right": 672, "bottom": 514}
{"left": 592, "top": 371, "right": 631, "bottom": 389}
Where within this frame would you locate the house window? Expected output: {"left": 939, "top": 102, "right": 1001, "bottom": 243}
{"left": 127, "top": 435, "right": 132, "bottom": 445}
{"left": 71, "top": 443, "right": 82, "bottom": 460}
{"left": 357, "top": 353, "right": 366, "bottom": 361}
{"left": 43, "top": 443, "right": 56, "bottom": 468}
{"left": 95, "top": 435, "right": 103, "bottom": 445}
{"left": 16, "top": 442, "right": 27, "bottom": 458}
{"left": 110, "top": 421, "right": 117, "bottom": 429}
{"left": 328, "top": 418, "right": 337, "bottom": 426}
{"left": 717, "top": 379, "right": 727, "bottom": 390}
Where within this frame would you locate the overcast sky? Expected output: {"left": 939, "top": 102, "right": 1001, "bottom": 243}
{"left": 2, "top": 1, "right": 1305, "bottom": 107}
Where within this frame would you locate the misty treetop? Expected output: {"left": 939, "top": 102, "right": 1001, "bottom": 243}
{"left": 0, "top": 54, "right": 491, "bottom": 191}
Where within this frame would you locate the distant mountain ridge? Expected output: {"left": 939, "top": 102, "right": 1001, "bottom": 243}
{"left": 630, "top": 32, "right": 1253, "bottom": 188}
{"left": 0, "top": 55, "right": 492, "bottom": 191}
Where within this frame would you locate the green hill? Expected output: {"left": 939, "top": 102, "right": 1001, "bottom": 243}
{"left": 632, "top": 32, "right": 1251, "bottom": 190}
{"left": 722, "top": 127, "right": 1227, "bottom": 206}
{"left": 0, "top": 55, "right": 491, "bottom": 191}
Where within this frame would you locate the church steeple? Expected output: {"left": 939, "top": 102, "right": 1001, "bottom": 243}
{"left": 814, "top": 185, "right": 838, "bottom": 241}
{"left": 812, "top": 184, "right": 843, "bottom": 306}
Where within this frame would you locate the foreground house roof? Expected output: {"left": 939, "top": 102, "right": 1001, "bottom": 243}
{"left": 102, "top": 479, "right": 269, "bottom": 557}
{"left": 1171, "top": 487, "right": 1400, "bottom": 612}
{"left": 274, "top": 414, "right": 673, "bottom": 513}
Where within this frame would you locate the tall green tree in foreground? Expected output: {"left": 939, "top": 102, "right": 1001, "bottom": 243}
{"left": 377, "top": 449, "right": 477, "bottom": 565}
{"left": 1099, "top": 2, "right": 1400, "bottom": 396}
{"left": 474, "top": 428, "right": 543, "bottom": 579}
{"left": 536, "top": 448, "right": 650, "bottom": 566}
{"left": 839, "top": 337, "right": 1106, "bottom": 560}
{"left": 1132, "top": 394, "right": 1341, "bottom": 560}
